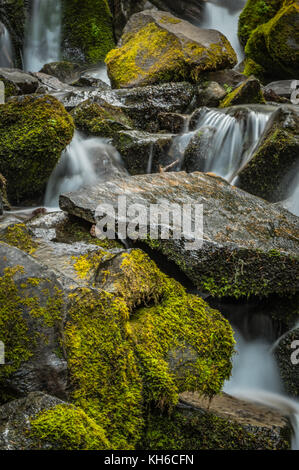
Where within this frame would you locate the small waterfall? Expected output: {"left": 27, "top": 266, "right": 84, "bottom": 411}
{"left": 282, "top": 170, "right": 299, "bottom": 217}
{"left": 171, "top": 106, "right": 272, "bottom": 182}
{"left": 45, "top": 131, "right": 127, "bottom": 208}
{"left": 0, "top": 22, "right": 15, "bottom": 68}
{"left": 197, "top": 0, "right": 247, "bottom": 62}
{"left": 24, "top": 0, "right": 62, "bottom": 72}
{"left": 224, "top": 327, "right": 299, "bottom": 450}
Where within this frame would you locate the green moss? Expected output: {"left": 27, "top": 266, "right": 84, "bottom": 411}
{"left": 30, "top": 404, "right": 109, "bottom": 450}
{"left": 62, "top": 0, "right": 115, "bottom": 64}
{"left": 219, "top": 78, "right": 265, "bottom": 108}
{"left": 140, "top": 407, "right": 290, "bottom": 450}
{"left": 0, "top": 173, "right": 9, "bottom": 209}
{"left": 238, "top": 0, "right": 283, "bottom": 46}
{"left": 0, "top": 95, "right": 74, "bottom": 204}
{"left": 243, "top": 58, "right": 266, "bottom": 79}
{"left": 0, "top": 224, "right": 37, "bottom": 254}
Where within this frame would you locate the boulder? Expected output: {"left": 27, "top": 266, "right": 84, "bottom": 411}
{"left": 157, "top": 112, "right": 188, "bottom": 133}
{"left": 60, "top": 171, "right": 299, "bottom": 300}
{"left": 202, "top": 69, "right": 247, "bottom": 89}
{"left": 0, "top": 67, "right": 39, "bottom": 98}
{"left": 0, "top": 243, "right": 68, "bottom": 401}
{"left": 197, "top": 81, "right": 227, "bottom": 107}
{"left": 244, "top": 1, "right": 299, "bottom": 79}
{"left": 264, "top": 80, "right": 296, "bottom": 100}
{"left": 0, "top": 95, "right": 74, "bottom": 204}
{"left": 274, "top": 326, "right": 299, "bottom": 397}
{"left": 219, "top": 76, "right": 265, "bottom": 108}
{"left": 0, "top": 392, "right": 108, "bottom": 450}
{"left": 110, "top": 1, "right": 157, "bottom": 40}
{"left": 141, "top": 391, "right": 291, "bottom": 449}
{"left": 39, "top": 61, "right": 81, "bottom": 83}
{"left": 61, "top": 0, "right": 115, "bottom": 64}
{"left": 106, "top": 10, "right": 237, "bottom": 88}
{"left": 112, "top": 130, "right": 175, "bottom": 174}
{"left": 238, "top": 105, "right": 299, "bottom": 202}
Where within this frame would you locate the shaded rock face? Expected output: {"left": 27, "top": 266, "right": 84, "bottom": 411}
{"left": 0, "top": 243, "right": 68, "bottom": 401}
{"left": 106, "top": 10, "right": 237, "bottom": 88}
{"left": 265, "top": 80, "right": 296, "bottom": 100}
{"left": 59, "top": 171, "right": 299, "bottom": 301}
{"left": 141, "top": 391, "right": 291, "bottom": 450}
{"left": 219, "top": 76, "right": 265, "bottom": 108}
{"left": 274, "top": 327, "right": 299, "bottom": 397}
{"left": 110, "top": 1, "right": 157, "bottom": 40}
{"left": 0, "top": 67, "right": 39, "bottom": 98}
{"left": 238, "top": 104, "right": 299, "bottom": 202}
{"left": 39, "top": 61, "right": 81, "bottom": 84}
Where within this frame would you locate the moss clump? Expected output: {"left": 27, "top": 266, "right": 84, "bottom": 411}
{"left": 0, "top": 95, "right": 74, "bottom": 204}
{"left": 62, "top": 0, "right": 115, "bottom": 64}
{"left": 140, "top": 407, "right": 290, "bottom": 450}
{"left": 243, "top": 1, "right": 299, "bottom": 79}
{"left": 219, "top": 77, "right": 265, "bottom": 108}
{"left": 0, "top": 224, "right": 37, "bottom": 254}
{"left": 71, "top": 100, "right": 132, "bottom": 138}
{"left": 0, "top": 265, "right": 64, "bottom": 395}
{"left": 106, "top": 22, "right": 236, "bottom": 88}
{"left": 0, "top": 173, "right": 9, "bottom": 209}
{"left": 238, "top": 0, "right": 284, "bottom": 46}
{"left": 30, "top": 404, "right": 109, "bottom": 450}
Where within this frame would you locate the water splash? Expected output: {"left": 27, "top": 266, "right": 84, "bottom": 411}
{"left": 24, "top": 0, "right": 62, "bottom": 72}
{"left": 0, "top": 22, "right": 14, "bottom": 68}
{"left": 45, "top": 131, "right": 127, "bottom": 208}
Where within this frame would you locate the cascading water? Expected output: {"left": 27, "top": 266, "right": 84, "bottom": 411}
{"left": 0, "top": 22, "right": 15, "bottom": 68}
{"left": 224, "top": 327, "right": 299, "bottom": 450}
{"left": 45, "top": 131, "right": 127, "bottom": 208}
{"left": 197, "top": 0, "right": 247, "bottom": 62}
{"left": 170, "top": 105, "right": 273, "bottom": 182}
{"left": 282, "top": 168, "right": 299, "bottom": 217}
{"left": 24, "top": 0, "right": 62, "bottom": 72}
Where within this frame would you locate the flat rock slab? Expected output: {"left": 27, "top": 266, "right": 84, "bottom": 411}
{"left": 60, "top": 172, "right": 299, "bottom": 298}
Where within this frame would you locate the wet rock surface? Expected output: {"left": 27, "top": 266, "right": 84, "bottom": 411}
{"left": 274, "top": 327, "right": 299, "bottom": 398}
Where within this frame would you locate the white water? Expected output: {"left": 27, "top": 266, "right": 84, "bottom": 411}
{"left": 282, "top": 170, "right": 299, "bottom": 217}
{"left": 198, "top": 0, "right": 246, "bottom": 62}
{"left": 171, "top": 106, "right": 272, "bottom": 182}
{"left": 24, "top": 0, "right": 62, "bottom": 72}
{"left": 45, "top": 131, "right": 127, "bottom": 208}
{"left": 0, "top": 23, "right": 14, "bottom": 68}
{"left": 224, "top": 328, "right": 299, "bottom": 450}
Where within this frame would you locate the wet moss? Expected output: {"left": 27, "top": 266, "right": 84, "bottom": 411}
{"left": 219, "top": 78, "right": 265, "bottom": 108}
{"left": 0, "top": 95, "right": 74, "bottom": 204}
{"left": 0, "top": 224, "right": 37, "bottom": 254}
{"left": 62, "top": 0, "right": 115, "bottom": 64}
{"left": 30, "top": 404, "right": 109, "bottom": 450}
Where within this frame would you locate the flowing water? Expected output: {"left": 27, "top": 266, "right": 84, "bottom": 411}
{"left": 198, "top": 0, "right": 247, "bottom": 62}
{"left": 224, "top": 327, "right": 299, "bottom": 450}
{"left": 0, "top": 22, "right": 14, "bottom": 68}
{"left": 282, "top": 168, "right": 299, "bottom": 217}
{"left": 24, "top": 0, "right": 62, "bottom": 72}
{"left": 44, "top": 131, "right": 127, "bottom": 208}
{"left": 170, "top": 105, "right": 273, "bottom": 181}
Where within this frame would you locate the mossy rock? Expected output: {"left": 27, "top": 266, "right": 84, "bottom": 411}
{"left": 0, "top": 223, "right": 37, "bottom": 254}
{"left": 238, "top": 105, "right": 299, "bottom": 201}
{"left": 106, "top": 10, "right": 237, "bottom": 88}
{"left": 244, "top": 1, "right": 299, "bottom": 79}
{"left": 219, "top": 76, "right": 266, "bottom": 108}
{"left": 238, "top": 0, "right": 284, "bottom": 46}
{"left": 274, "top": 327, "right": 299, "bottom": 397}
{"left": 71, "top": 99, "right": 133, "bottom": 138}
{"left": 61, "top": 0, "right": 115, "bottom": 64}
{"left": 0, "top": 95, "right": 74, "bottom": 204}
{"left": 0, "top": 173, "right": 9, "bottom": 211}
{"left": 40, "top": 61, "right": 81, "bottom": 83}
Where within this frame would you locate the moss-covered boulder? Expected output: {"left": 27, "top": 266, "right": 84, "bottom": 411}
{"left": 106, "top": 10, "right": 237, "bottom": 88}
{"left": 62, "top": 0, "right": 115, "bottom": 64}
{"left": 238, "top": 105, "right": 299, "bottom": 201}
{"left": 219, "top": 76, "right": 266, "bottom": 108}
{"left": 40, "top": 61, "right": 81, "bottom": 83}
{"left": 0, "top": 392, "right": 109, "bottom": 450}
{"left": 242, "top": 1, "right": 299, "bottom": 79}
{"left": 274, "top": 327, "right": 299, "bottom": 397}
{"left": 0, "top": 95, "right": 74, "bottom": 204}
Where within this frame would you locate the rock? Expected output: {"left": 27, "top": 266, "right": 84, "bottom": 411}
{"left": 183, "top": 129, "right": 213, "bottom": 172}
{"left": 32, "top": 71, "right": 77, "bottom": 94}
{"left": 141, "top": 391, "right": 291, "bottom": 449}
{"left": 238, "top": 105, "right": 299, "bottom": 202}
{"left": 113, "top": 130, "right": 175, "bottom": 174}
{"left": 0, "top": 243, "right": 68, "bottom": 400}
{"left": 39, "top": 61, "right": 81, "bottom": 83}
{"left": 72, "top": 71, "right": 111, "bottom": 89}
{"left": 265, "top": 80, "right": 296, "bottom": 100}
{"left": 110, "top": 1, "right": 157, "bottom": 40}
{"left": 0, "top": 95, "right": 74, "bottom": 204}
{"left": 274, "top": 326, "right": 299, "bottom": 397}
{"left": 61, "top": 0, "right": 115, "bottom": 64}
{"left": 157, "top": 112, "right": 188, "bottom": 133}
{"left": 202, "top": 69, "right": 247, "bottom": 89}
{"left": 244, "top": 1, "right": 299, "bottom": 79}
{"left": 0, "top": 173, "right": 9, "bottom": 211}
{"left": 106, "top": 10, "right": 237, "bottom": 88}
{"left": 151, "top": 0, "right": 203, "bottom": 23}
{"left": 60, "top": 171, "right": 299, "bottom": 300}
{"left": 0, "top": 67, "right": 39, "bottom": 98}
{"left": 0, "top": 392, "right": 108, "bottom": 450}
{"left": 197, "top": 81, "right": 227, "bottom": 107}
{"left": 219, "top": 76, "right": 265, "bottom": 108}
